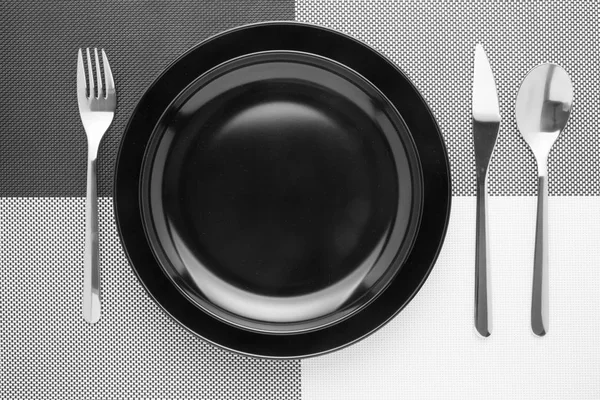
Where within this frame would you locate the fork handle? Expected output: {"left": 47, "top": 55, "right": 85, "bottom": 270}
{"left": 475, "top": 178, "right": 492, "bottom": 337}
{"left": 83, "top": 158, "right": 100, "bottom": 324}
{"left": 532, "top": 175, "right": 549, "bottom": 336}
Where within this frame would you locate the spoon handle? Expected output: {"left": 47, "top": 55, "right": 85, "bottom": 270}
{"left": 532, "top": 175, "right": 549, "bottom": 336}
{"left": 475, "top": 179, "right": 492, "bottom": 337}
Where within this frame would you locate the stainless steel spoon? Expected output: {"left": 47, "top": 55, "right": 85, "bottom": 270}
{"left": 516, "top": 64, "right": 573, "bottom": 336}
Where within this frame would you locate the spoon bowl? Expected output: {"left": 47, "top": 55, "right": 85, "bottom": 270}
{"left": 516, "top": 64, "right": 573, "bottom": 174}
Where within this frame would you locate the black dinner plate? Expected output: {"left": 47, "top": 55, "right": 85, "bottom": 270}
{"left": 140, "top": 50, "right": 422, "bottom": 334}
{"left": 115, "top": 22, "right": 451, "bottom": 358}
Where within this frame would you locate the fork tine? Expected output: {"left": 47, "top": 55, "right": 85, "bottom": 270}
{"left": 101, "top": 49, "right": 115, "bottom": 95}
{"left": 94, "top": 48, "right": 103, "bottom": 99}
{"left": 86, "top": 48, "right": 95, "bottom": 98}
{"left": 77, "top": 49, "right": 87, "bottom": 100}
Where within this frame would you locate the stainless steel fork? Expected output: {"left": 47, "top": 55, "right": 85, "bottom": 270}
{"left": 77, "top": 48, "right": 116, "bottom": 324}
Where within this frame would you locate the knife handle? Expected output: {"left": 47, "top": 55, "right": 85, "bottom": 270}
{"left": 475, "top": 179, "right": 492, "bottom": 337}
{"left": 532, "top": 175, "right": 549, "bottom": 336}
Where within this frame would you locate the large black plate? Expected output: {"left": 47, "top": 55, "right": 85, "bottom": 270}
{"left": 115, "top": 22, "right": 451, "bottom": 358}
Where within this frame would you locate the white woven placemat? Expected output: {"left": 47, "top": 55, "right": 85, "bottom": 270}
{"left": 302, "top": 197, "right": 600, "bottom": 399}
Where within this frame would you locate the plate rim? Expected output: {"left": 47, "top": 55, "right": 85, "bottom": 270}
{"left": 114, "top": 21, "right": 452, "bottom": 359}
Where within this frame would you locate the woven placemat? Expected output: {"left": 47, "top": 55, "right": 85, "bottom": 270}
{"left": 1, "top": 198, "right": 300, "bottom": 399}
{"left": 0, "top": 0, "right": 294, "bottom": 197}
{"left": 298, "top": 0, "right": 600, "bottom": 196}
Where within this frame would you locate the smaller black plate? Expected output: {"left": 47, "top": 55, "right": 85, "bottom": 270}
{"left": 141, "top": 51, "right": 422, "bottom": 334}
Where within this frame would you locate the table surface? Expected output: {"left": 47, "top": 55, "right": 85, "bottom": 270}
{"left": 1, "top": 1, "right": 599, "bottom": 399}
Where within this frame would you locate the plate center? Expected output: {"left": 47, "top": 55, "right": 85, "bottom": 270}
{"left": 171, "top": 84, "right": 397, "bottom": 296}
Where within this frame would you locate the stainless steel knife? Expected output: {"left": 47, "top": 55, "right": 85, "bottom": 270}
{"left": 472, "top": 44, "right": 501, "bottom": 337}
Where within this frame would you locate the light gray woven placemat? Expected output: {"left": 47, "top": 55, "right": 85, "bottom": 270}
{"left": 0, "top": 198, "right": 301, "bottom": 400}
{"left": 297, "top": 0, "right": 600, "bottom": 196}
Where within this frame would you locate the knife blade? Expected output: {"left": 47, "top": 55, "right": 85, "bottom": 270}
{"left": 472, "top": 43, "right": 500, "bottom": 337}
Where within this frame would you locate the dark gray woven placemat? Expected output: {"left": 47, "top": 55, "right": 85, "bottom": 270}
{"left": 0, "top": 0, "right": 294, "bottom": 197}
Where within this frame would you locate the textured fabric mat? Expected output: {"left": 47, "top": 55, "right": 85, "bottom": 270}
{"left": 0, "top": 198, "right": 301, "bottom": 400}
{"left": 297, "top": 0, "right": 600, "bottom": 196}
{"left": 0, "top": 0, "right": 294, "bottom": 197}
{"left": 302, "top": 197, "right": 600, "bottom": 399}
